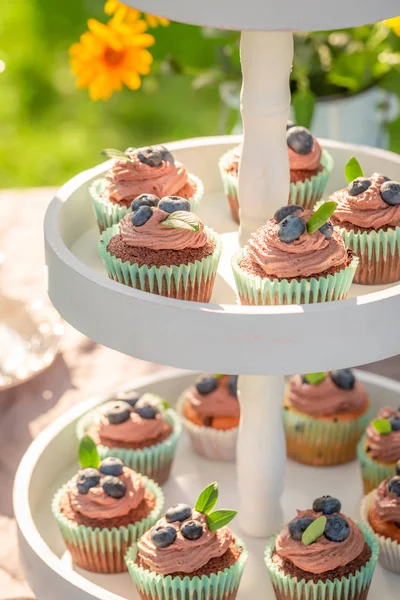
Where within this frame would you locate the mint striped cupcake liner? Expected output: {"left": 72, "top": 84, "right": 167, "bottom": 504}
{"left": 219, "top": 148, "right": 334, "bottom": 223}
{"left": 90, "top": 173, "right": 204, "bottom": 232}
{"left": 52, "top": 476, "right": 164, "bottom": 573}
{"left": 125, "top": 536, "right": 248, "bottom": 600}
{"left": 264, "top": 523, "right": 379, "bottom": 600}
{"left": 361, "top": 491, "right": 400, "bottom": 574}
{"left": 77, "top": 405, "right": 182, "bottom": 485}
{"left": 99, "top": 225, "right": 222, "bottom": 302}
{"left": 232, "top": 249, "right": 358, "bottom": 305}
{"left": 357, "top": 434, "right": 398, "bottom": 494}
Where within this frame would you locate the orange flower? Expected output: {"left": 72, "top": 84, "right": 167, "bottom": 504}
{"left": 104, "top": 0, "right": 169, "bottom": 28}
{"left": 69, "top": 18, "right": 154, "bottom": 100}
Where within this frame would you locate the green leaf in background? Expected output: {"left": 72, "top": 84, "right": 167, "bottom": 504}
{"left": 304, "top": 372, "right": 326, "bottom": 385}
{"left": 344, "top": 157, "right": 364, "bottom": 182}
{"left": 371, "top": 418, "right": 392, "bottom": 435}
{"left": 292, "top": 89, "right": 316, "bottom": 130}
{"left": 162, "top": 211, "right": 200, "bottom": 232}
{"left": 196, "top": 482, "right": 219, "bottom": 514}
{"left": 163, "top": 400, "right": 170, "bottom": 410}
{"left": 79, "top": 435, "right": 100, "bottom": 469}
{"left": 302, "top": 516, "right": 327, "bottom": 545}
{"left": 206, "top": 509, "right": 237, "bottom": 532}
{"left": 307, "top": 202, "right": 337, "bottom": 234}
{"left": 100, "top": 148, "right": 131, "bottom": 161}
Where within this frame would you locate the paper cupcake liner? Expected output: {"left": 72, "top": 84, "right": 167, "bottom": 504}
{"left": 357, "top": 435, "right": 397, "bottom": 494}
{"left": 360, "top": 491, "right": 400, "bottom": 574}
{"left": 90, "top": 173, "right": 204, "bottom": 232}
{"left": 282, "top": 401, "right": 371, "bottom": 466}
{"left": 125, "top": 536, "right": 248, "bottom": 600}
{"left": 99, "top": 225, "right": 222, "bottom": 302}
{"left": 52, "top": 476, "right": 164, "bottom": 573}
{"left": 176, "top": 394, "right": 238, "bottom": 461}
{"left": 232, "top": 249, "right": 358, "bottom": 306}
{"left": 264, "top": 523, "right": 379, "bottom": 600}
{"left": 77, "top": 406, "right": 182, "bottom": 485}
{"left": 218, "top": 148, "right": 334, "bottom": 224}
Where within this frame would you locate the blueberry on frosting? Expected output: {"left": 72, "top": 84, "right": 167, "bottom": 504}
{"left": 324, "top": 515, "right": 350, "bottom": 542}
{"left": 330, "top": 369, "right": 355, "bottom": 391}
{"left": 135, "top": 404, "right": 158, "bottom": 420}
{"left": 76, "top": 468, "right": 100, "bottom": 494}
{"left": 312, "top": 496, "right": 341, "bottom": 515}
{"left": 389, "top": 416, "right": 400, "bottom": 431}
{"left": 180, "top": 520, "right": 203, "bottom": 540}
{"left": 274, "top": 205, "right": 304, "bottom": 223}
{"left": 319, "top": 221, "right": 333, "bottom": 240}
{"left": 380, "top": 180, "right": 400, "bottom": 206}
{"left": 278, "top": 214, "right": 306, "bottom": 243}
{"left": 159, "top": 196, "right": 190, "bottom": 213}
{"left": 165, "top": 504, "right": 192, "bottom": 523}
{"left": 131, "top": 205, "right": 153, "bottom": 227}
{"left": 347, "top": 177, "right": 371, "bottom": 197}
{"left": 288, "top": 517, "right": 314, "bottom": 541}
{"left": 137, "top": 146, "right": 164, "bottom": 167}
{"left": 131, "top": 193, "right": 159, "bottom": 212}
{"left": 286, "top": 126, "right": 314, "bottom": 155}
{"left": 115, "top": 390, "right": 141, "bottom": 408}
{"left": 151, "top": 524, "right": 177, "bottom": 548}
{"left": 229, "top": 375, "right": 238, "bottom": 397}
{"left": 389, "top": 476, "right": 400, "bottom": 496}
{"left": 104, "top": 400, "right": 131, "bottom": 425}
{"left": 102, "top": 475, "right": 127, "bottom": 498}
{"left": 196, "top": 375, "right": 218, "bottom": 395}
{"left": 100, "top": 457, "right": 124, "bottom": 477}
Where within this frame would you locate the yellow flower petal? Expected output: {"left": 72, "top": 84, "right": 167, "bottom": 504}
{"left": 122, "top": 71, "right": 142, "bottom": 90}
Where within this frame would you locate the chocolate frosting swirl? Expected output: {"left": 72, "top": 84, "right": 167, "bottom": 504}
{"left": 119, "top": 208, "right": 208, "bottom": 251}
{"left": 247, "top": 210, "right": 348, "bottom": 279}
{"left": 331, "top": 174, "right": 400, "bottom": 229}
{"left": 137, "top": 511, "right": 232, "bottom": 574}
{"left": 374, "top": 478, "right": 400, "bottom": 523}
{"left": 366, "top": 407, "right": 400, "bottom": 463}
{"left": 68, "top": 467, "right": 145, "bottom": 520}
{"left": 276, "top": 509, "right": 365, "bottom": 574}
{"left": 187, "top": 376, "right": 240, "bottom": 419}
{"left": 288, "top": 139, "right": 322, "bottom": 172}
{"left": 94, "top": 410, "right": 167, "bottom": 446}
{"left": 288, "top": 374, "right": 369, "bottom": 417}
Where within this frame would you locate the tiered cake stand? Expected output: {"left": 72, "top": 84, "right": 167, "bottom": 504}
{"left": 13, "top": 1, "right": 400, "bottom": 598}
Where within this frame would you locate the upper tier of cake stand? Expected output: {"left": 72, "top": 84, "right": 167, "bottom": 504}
{"left": 44, "top": 135, "right": 400, "bottom": 375}
{"left": 125, "top": 0, "right": 398, "bottom": 31}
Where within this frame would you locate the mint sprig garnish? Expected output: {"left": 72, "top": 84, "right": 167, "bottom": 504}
{"left": 79, "top": 435, "right": 101, "bottom": 469}
{"left": 195, "top": 482, "right": 237, "bottom": 532}
{"left": 307, "top": 202, "right": 337, "bottom": 235}
{"left": 215, "top": 374, "right": 224, "bottom": 379}
{"left": 371, "top": 418, "right": 392, "bottom": 435}
{"left": 206, "top": 509, "right": 237, "bottom": 532}
{"left": 302, "top": 516, "right": 327, "bottom": 545}
{"left": 304, "top": 372, "right": 326, "bottom": 385}
{"left": 100, "top": 148, "right": 132, "bottom": 162}
{"left": 344, "top": 157, "right": 364, "bottom": 183}
{"left": 162, "top": 211, "right": 200, "bottom": 232}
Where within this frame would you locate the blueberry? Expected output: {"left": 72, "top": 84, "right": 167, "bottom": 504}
{"left": 377, "top": 174, "right": 391, "bottom": 182}
{"left": 151, "top": 525, "right": 177, "bottom": 548}
{"left": 76, "top": 468, "right": 100, "bottom": 494}
{"left": 158, "top": 146, "right": 175, "bottom": 165}
{"left": 286, "top": 126, "right": 314, "bottom": 155}
{"left": 131, "top": 205, "right": 153, "bottom": 227}
{"left": 389, "top": 476, "right": 400, "bottom": 496}
{"left": 137, "top": 147, "right": 163, "bottom": 167}
{"left": 324, "top": 516, "right": 350, "bottom": 542}
{"left": 131, "top": 193, "right": 159, "bottom": 213}
{"left": 196, "top": 375, "right": 218, "bottom": 395}
{"left": 389, "top": 417, "right": 400, "bottom": 431}
{"left": 115, "top": 390, "right": 140, "bottom": 408}
{"left": 380, "top": 181, "right": 400, "bottom": 206}
{"left": 101, "top": 475, "right": 126, "bottom": 498}
{"left": 319, "top": 221, "right": 333, "bottom": 240}
{"left": 288, "top": 517, "right": 314, "bottom": 541}
{"left": 165, "top": 504, "right": 192, "bottom": 523}
{"left": 229, "top": 375, "right": 238, "bottom": 397}
{"left": 158, "top": 196, "right": 191, "bottom": 213}
{"left": 278, "top": 215, "right": 306, "bottom": 243}
{"left": 274, "top": 205, "right": 304, "bottom": 223}
{"left": 104, "top": 401, "right": 131, "bottom": 425}
{"left": 135, "top": 404, "right": 158, "bottom": 419}
{"left": 313, "top": 496, "right": 341, "bottom": 515}
{"left": 181, "top": 520, "right": 203, "bottom": 540}
{"left": 100, "top": 457, "right": 124, "bottom": 477}
{"left": 330, "top": 370, "right": 355, "bottom": 391}
{"left": 347, "top": 177, "right": 371, "bottom": 197}
{"left": 396, "top": 460, "right": 400, "bottom": 476}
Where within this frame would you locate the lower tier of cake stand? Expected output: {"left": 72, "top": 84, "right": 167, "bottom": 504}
{"left": 14, "top": 368, "right": 399, "bottom": 600}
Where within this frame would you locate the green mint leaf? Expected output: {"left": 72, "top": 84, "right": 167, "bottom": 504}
{"left": 371, "top": 418, "right": 392, "bottom": 435}
{"left": 215, "top": 374, "right": 224, "bottom": 379}
{"left": 195, "top": 482, "right": 219, "bottom": 514}
{"left": 302, "top": 516, "right": 327, "bottom": 545}
{"left": 344, "top": 157, "right": 364, "bottom": 182}
{"left": 304, "top": 372, "right": 326, "bottom": 385}
{"left": 79, "top": 435, "right": 100, "bottom": 469}
{"left": 163, "top": 400, "right": 170, "bottom": 410}
{"left": 206, "top": 509, "right": 237, "bottom": 532}
{"left": 307, "top": 202, "right": 337, "bottom": 235}
{"left": 162, "top": 211, "right": 200, "bottom": 232}
{"left": 100, "top": 148, "right": 131, "bottom": 161}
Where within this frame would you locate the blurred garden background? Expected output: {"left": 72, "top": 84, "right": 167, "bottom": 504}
{"left": 1, "top": 0, "right": 400, "bottom": 188}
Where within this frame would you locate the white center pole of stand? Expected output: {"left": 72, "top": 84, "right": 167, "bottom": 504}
{"left": 238, "top": 31, "right": 294, "bottom": 246}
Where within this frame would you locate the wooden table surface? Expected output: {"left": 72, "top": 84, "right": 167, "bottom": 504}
{"left": 0, "top": 187, "right": 398, "bottom": 599}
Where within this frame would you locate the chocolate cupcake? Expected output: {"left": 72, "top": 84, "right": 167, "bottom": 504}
{"left": 358, "top": 407, "right": 400, "bottom": 493}
{"left": 99, "top": 195, "right": 222, "bottom": 302}
{"left": 125, "top": 482, "right": 247, "bottom": 600}
{"left": 361, "top": 467, "right": 400, "bottom": 573}
{"left": 90, "top": 146, "right": 203, "bottom": 231}
{"left": 283, "top": 370, "right": 370, "bottom": 466}
{"left": 232, "top": 203, "right": 358, "bottom": 305}
{"left": 177, "top": 374, "right": 240, "bottom": 461}
{"left": 52, "top": 436, "right": 163, "bottom": 573}
{"left": 328, "top": 158, "right": 400, "bottom": 284}
{"left": 77, "top": 391, "right": 182, "bottom": 484}
{"left": 265, "top": 495, "right": 379, "bottom": 600}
